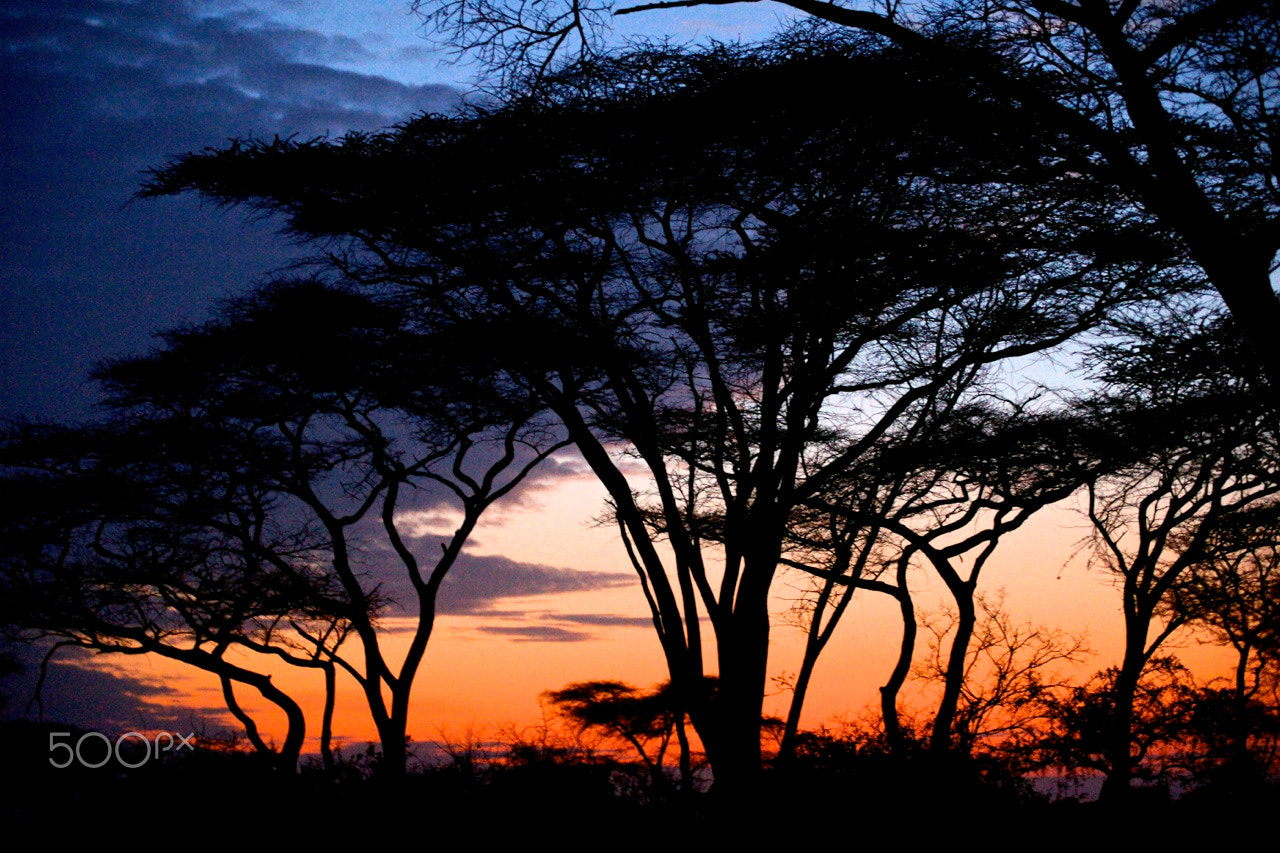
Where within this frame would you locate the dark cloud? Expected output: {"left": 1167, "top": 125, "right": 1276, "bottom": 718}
{"left": 463, "top": 610, "right": 658, "bottom": 643}
{"left": 382, "top": 440, "right": 588, "bottom": 524}
{"left": 356, "top": 527, "right": 632, "bottom": 617}
{"left": 432, "top": 553, "right": 631, "bottom": 615}
{"left": 2, "top": 1, "right": 458, "bottom": 130}
{"left": 474, "top": 625, "right": 594, "bottom": 643}
{"left": 397, "top": 43, "right": 439, "bottom": 62}
{"left": 0, "top": 0, "right": 462, "bottom": 421}
{"left": 1, "top": 643, "right": 227, "bottom": 734}
{"left": 554, "top": 613, "right": 656, "bottom": 628}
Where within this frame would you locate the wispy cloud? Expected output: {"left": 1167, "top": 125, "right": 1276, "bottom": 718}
{"left": 475, "top": 625, "right": 594, "bottom": 643}
{"left": 554, "top": 613, "right": 656, "bottom": 628}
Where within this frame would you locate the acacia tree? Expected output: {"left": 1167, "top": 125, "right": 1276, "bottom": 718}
{"left": 773, "top": 488, "right": 905, "bottom": 762}
{"left": 144, "top": 40, "right": 1182, "bottom": 793}
{"left": 780, "top": 397, "right": 1118, "bottom": 760}
{"left": 911, "top": 591, "right": 1092, "bottom": 763}
{"left": 1167, "top": 500, "right": 1280, "bottom": 785}
{"left": 1172, "top": 501, "right": 1280, "bottom": 705}
{"left": 1038, "top": 655, "right": 1201, "bottom": 791}
{"left": 1076, "top": 312, "right": 1280, "bottom": 799}
{"left": 2, "top": 280, "right": 566, "bottom": 776}
{"left": 421, "top": 0, "right": 1280, "bottom": 392}
{"left": 544, "top": 680, "right": 692, "bottom": 794}
{"left": 0, "top": 418, "right": 348, "bottom": 773}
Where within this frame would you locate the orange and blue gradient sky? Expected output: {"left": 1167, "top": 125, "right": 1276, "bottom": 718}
{"left": 0, "top": 1, "right": 1238, "bottom": 752}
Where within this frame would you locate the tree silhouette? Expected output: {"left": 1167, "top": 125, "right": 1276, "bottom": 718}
{"left": 773, "top": 491, "right": 905, "bottom": 762}
{"left": 1167, "top": 500, "right": 1280, "bottom": 788}
{"left": 1177, "top": 683, "right": 1280, "bottom": 795}
{"left": 421, "top": 0, "right": 1280, "bottom": 393}
{"left": 1075, "top": 312, "right": 1280, "bottom": 799}
{"left": 1171, "top": 501, "right": 1280, "bottom": 703}
{"left": 1, "top": 280, "right": 567, "bottom": 775}
{"left": 786, "top": 399, "right": 1115, "bottom": 757}
{"left": 544, "top": 679, "right": 695, "bottom": 794}
{"left": 0, "top": 418, "right": 347, "bottom": 772}
{"left": 1038, "top": 655, "right": 1200, "bottom": 793}
{"left": 912, "top": 590, "right": 1091, "bottom": 764}
{"left": 143, "top": 38, "right": 1185, "bottom": 794}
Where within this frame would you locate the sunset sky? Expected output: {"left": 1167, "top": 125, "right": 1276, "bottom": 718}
{"left": 0, "top": 1, "right": 1238, "bottom": 757}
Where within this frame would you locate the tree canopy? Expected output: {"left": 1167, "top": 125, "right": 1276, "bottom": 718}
{"left": 418, "top": 0, "right": 1280, "bottom": 393}
{"left": 139, "top": 34, "right": 1199, "bottom": 792}
{"left": 8, "top": 2, "right": 1276, "bottom": 804}
{"left": 1, "top": 279, "right": 566, "bottom": 774}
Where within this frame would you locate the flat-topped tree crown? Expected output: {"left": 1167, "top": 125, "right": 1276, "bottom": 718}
{"left": 140, "top": 35, "right": 1192, "bottom": 790}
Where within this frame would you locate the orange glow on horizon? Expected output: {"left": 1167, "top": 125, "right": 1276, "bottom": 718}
{"left": 63, "top": 475, "right": 1249, "bottom": 761}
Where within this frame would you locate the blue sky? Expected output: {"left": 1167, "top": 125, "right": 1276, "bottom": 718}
{"left": 4, "top": 0, "right": 763, "bottom": 729}
{"left": 1, "top": 1, "right": 1241, "bottom": 748}
{"left": 1, "top": 1, "right": 453, "bottom": 420}
{"left": 0, "top": 0, "right": 787, "bottom": 422}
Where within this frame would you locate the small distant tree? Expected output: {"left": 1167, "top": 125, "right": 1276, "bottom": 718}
{"left": 544, "top": 680, "right": 694, "bottom": 795}
{"left": 1038, "top": 656, "right": 1200, "bottom": 794}
{"left": 1181, "top": 684, "right": 1280, "bottom": 793}
{"left": 793, "top": 401, "right": 1108, "bottom": 758}
{"left": 1171, "top": 501, "right": 1280, "bottom": 707}
{"left": 912, "top": 591, "right": 1092, "bottom": 767}
{"left": 773, "top": 497, "right": 903, "bottom": 764}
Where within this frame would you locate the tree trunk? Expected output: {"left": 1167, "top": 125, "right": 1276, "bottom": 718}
{"left": 778, "top": 577, "right": 839, "bottom": 765}
{"left": 676, "top": 712, "right": 694, "bottom": 794}
{"left": 880, "top": 580, "right": 917, "bottom": 758}
{"left": 930, "top": 590, "right": 976, "bottom": 756}
{"left": 221, "top": 674, "right": 271, "bottom": 757}
{"left": 375, "top": 712, "right": 409, "bottom": 777}
{"left": 251, "top": 673, "right": 307, "bottom": 773}
{"left": 320, "top": 660, "right": 336, "bottom": 774}
{"left": 1099, "top": 644, "right": 1146, "bottom": 802}
{"left": 708, "top": 568, "right": 773, "bottom": 798}
{"left": 1187, "top": 249, "right": 1280, "bottom": 396}
{"left": 778, "top": 649, "right": 817, "bottom": 767}
{"left": 710, "top": 628, "right": 767, "bottom": 796}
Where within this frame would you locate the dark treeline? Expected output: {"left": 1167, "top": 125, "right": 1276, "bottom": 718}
{"left": 2, "top": 0, "right": 1278, "bottom": 818}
